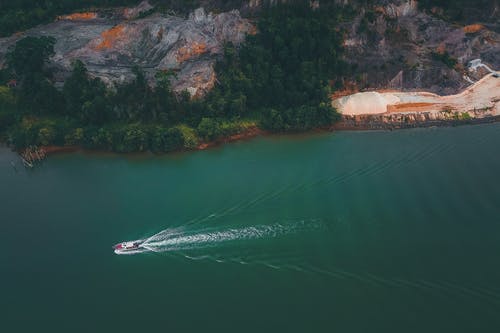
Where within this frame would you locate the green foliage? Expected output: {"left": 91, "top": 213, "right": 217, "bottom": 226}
{"left": 88, "top": 127, "right": 113, "bottom": 150}
{"left": 453, "top": 112, "right": 472, "bottom": 121}
{"left": 7, "top": 36, "right": 55, "bottom": 77}
{"left": 0, "top": 86, "right": 16, "bottom": 134}
{"left": 204, "top": 1, "right": 344, "bottom": 131}
{"left": 6, "top": 36, "right": 64, "bottom": 115}
{"left": 64, "top": 128, "right": 85, "bottom": 146}
{"left": 112, "top": 123, "right": 149, "bottom": 152}
{"left": 150, "top": 126, "right": 184, "bottom": 152}
{"left": 195, "top": 117, "right": 254, "bottom": 141}
{"left": 2, "top": 2, "right": 346, "bottom": 152}
{"left": 64, "top": 60, "right": 110, "bottom": 123}
{"left": 262, "top": 103, "right": 339, "bottom": 132}
{"left": 0, "top": 86, "right": 15, "bottom": 106}
{"left": 197, "top": 117, "right": 221, "bottom": 141}
{"left": 176, "top": 124, "right": 199, "bottom": 149}
{"left": 8, "top": 117, "right": 74, "bottom": 148}
{"left": 38, "top": 127, "right": 56, "bottom": 146}
{"left": 431, "top": 51, "right": 458, "bottom": 69}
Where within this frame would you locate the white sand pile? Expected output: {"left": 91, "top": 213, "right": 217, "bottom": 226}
{"left": 333, "top": 92, "right": 400, "bottom": 115}
{"left": 332, "top": 73, "right": 500, "bottom": 116}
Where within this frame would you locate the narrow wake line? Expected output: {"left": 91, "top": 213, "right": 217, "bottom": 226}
{"left": 142, "top": 220, "right": 322, "bottom": 253}
{"left": 298, "top": 265, "right": 500, "bottom": 303}
{"left": 179, "top": 185, "right": 300, "bottom": 229}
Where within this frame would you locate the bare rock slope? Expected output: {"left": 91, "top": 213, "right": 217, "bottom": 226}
{"left": 339, "top": 0, "right": 500, "bottom": 95}
{"left": 0, "top": 3, "right": 253, "bottom": 97}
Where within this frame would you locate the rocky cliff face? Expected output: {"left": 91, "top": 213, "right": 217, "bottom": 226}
{"left": 335, "top": 109, "right": 500, "bottom": 130}
{"left": 0, "top": 2, "right": 253, "bottom": 97}
{"left": 339, "top": 0, "right": 500, "bottom": 95}
{"left": 1, "top": 1, "right": 498, "bottom": 99}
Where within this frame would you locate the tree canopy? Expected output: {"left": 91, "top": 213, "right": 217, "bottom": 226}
{"left": 1, "top": 2, "right": 348, "bottom": 152}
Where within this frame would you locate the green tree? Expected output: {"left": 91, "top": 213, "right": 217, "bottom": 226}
{"left": 206, "top": 1, "right": 344, "bottom": 131}
{"left": 6, "top": 36, "right": 55, "bottom": 78}
{"left": 152, "top": 70, "right": 177, "bottom": 124}
{"left": 197, "top": 117, "right": 221, "bottom": 141}
{"left": 38, "top": 126, "right": 56, "bottom": 146}
{"left": 63, "top": 60, "right": 89, "bottom": 116}
{"left": 6, "top": 36, "right": 63, "bottom": 115}
{"left": 0, "top": 86, "right": 16, "bottom": 133}
{"left": 64, "top": 61, "right": 110, "bottom": 124}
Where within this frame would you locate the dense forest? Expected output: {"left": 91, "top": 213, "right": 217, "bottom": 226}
{"left": 1, "top": 0, "right": 494, "bottom": 153}
{"left": 0, "top": 2, "right": 345, "bottom": 153}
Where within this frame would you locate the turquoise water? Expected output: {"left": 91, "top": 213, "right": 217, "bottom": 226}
{"left": 2, "top": 124, "right": 500, "bottom": 332}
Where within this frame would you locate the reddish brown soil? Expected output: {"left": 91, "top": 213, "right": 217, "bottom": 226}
{"left": 58, "top": 12, "right": 97, "bottom": 21}
{"left": 387, "top": 102, "right": 437, "bottom": 112}
{"left": 176, "top": 42, "right": 208, "bottom": 63}
{"left": 42, "top": 146, "right": 80, "bottom": 155}
{"left": 197, "top": 126, "right": 265, "bottom": 150}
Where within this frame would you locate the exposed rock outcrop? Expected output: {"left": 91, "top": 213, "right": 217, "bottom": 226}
{"left": 0, "top": 3, "right": 253, "bottom": 97}
{"left": 339, "top": 0, "right": 500, "bottom": 95}
{"left": 123, "top": 0, "right": 154, "bottom": 19}
{"left": 384, "top": 0, "right": 418, "bottom": 18}
{"left": 1, "top": 0, "right": 498, "bottom": 100}
{"left": 335, "top": 110, "right": 500, "bottom": 130}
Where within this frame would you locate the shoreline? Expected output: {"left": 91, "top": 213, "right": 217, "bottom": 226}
{"left": 34, "top": 73, "right": 499, "bottom": 157}
{"left": 7, "top": 126, "right": 268, "bottom": 160}
{"left": 196, "top": 126, "right": 265, "bottom": 150}
{"left": 6, "top": 116, "right": 500, "bottom": 161}
{"left": 334, "top": 114, "right": 500, "bottom": 131}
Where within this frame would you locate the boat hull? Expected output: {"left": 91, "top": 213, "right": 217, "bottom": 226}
{"left": 113, "top": 239, "right": 148, "bottom": 255}
{"left": 114, "top": 247, "right": 150, "bottom": 255}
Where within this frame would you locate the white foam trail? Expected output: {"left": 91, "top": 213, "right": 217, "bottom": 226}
{"left": 142, "top": 220, "right": 321, "bottom": 253}
{"left": 143, "top": 226, "right": 187, "bottom": 244}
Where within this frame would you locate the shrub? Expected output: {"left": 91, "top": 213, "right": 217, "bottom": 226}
{"left": 176, "top": 124, "right": 199, "bottom": 150}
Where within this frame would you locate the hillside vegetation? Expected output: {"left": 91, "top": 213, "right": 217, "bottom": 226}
{"left": 1, "top": 0, "right": 498, "bottom": 153}
{"left": 0, "top": 2, "right": 344, "bottom": 152}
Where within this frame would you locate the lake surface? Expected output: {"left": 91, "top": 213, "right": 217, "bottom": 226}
{"left": 2, "top": 124, "right": 500, "bottom": 332}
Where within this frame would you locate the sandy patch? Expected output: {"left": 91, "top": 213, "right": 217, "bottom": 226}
{"left": 333, "top": 73, "right": 500, "bottom": 117}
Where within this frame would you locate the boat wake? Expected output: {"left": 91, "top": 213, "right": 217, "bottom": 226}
{"left": 113, "top": 220, "right": 500, "bottom": 304}
{"left": 141, "top": 220, "right": 322, "bottom": 253}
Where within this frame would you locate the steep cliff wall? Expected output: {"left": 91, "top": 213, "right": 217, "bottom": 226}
{"left": 338, "top": 0, "right": 500, "bottom": 95}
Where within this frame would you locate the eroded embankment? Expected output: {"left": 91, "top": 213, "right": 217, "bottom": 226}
{"left": 332, "top": 73, "right": 500, "bottom": 129}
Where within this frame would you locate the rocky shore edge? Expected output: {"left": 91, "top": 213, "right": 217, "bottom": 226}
{"left": 334, "top": 113, "right": 500, "bottom": 131}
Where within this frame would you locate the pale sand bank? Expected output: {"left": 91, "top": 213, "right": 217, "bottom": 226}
{"left": 332, "top": 74, "right": 500, "bottom": 117}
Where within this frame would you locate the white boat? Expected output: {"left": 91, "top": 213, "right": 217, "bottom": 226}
{"left": 113, "top": 240, "right": 147, "bottom": 255}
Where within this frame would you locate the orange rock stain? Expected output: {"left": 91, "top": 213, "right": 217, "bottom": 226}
{"left": 463, "top": 24, "right": 485, "bottom": 34}
{"left": 387, "top": 102, "right": 436, "bottom": 113}
{"left": 94, "top": 25, "right": 126, "bottom": 50}
{"left": 176, "top": 42, "right": 207, "bottom": 63}
{"left": 58, "top": 12, "right": 97, "bottom": 21}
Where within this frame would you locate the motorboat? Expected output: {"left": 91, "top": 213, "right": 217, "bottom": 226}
{"left": 113, "top": 240, "right": 146, "bottom": 254}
